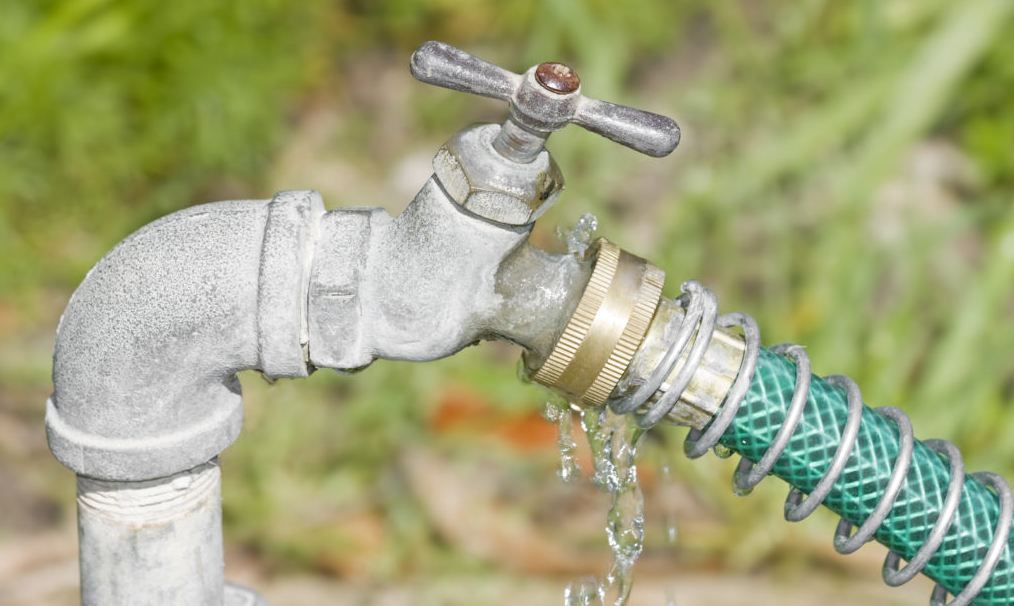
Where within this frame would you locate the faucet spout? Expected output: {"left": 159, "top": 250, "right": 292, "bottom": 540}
{"left": 306, "top": 176, "right": 590, "bottom": 371}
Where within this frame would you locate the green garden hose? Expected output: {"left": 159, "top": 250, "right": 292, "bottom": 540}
{"left": 719, "top": 347, "right": 1013, "bottom": 605}
{"left": 612, "top": 280, "right": 1013, "bottom": 606}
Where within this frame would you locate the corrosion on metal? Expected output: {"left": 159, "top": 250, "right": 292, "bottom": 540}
{"left": 535, "top": 62, "right": 581, "bottom": 94}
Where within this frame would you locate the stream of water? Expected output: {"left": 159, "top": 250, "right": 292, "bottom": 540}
{"left": 547, "top": 400, "right": 650, "bottom": 606}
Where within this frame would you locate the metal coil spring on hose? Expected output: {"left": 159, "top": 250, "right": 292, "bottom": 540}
{"left": 610, "top": 280, "right": 1014, "bottom": 606}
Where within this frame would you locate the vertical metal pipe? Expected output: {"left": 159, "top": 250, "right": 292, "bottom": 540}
{"left": 76, "top": 460, "right": 224, "bottom": 606}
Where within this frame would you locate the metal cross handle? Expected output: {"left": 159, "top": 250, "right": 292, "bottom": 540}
{"left": 410, "top": 41, "right": 680, "bottom": 160}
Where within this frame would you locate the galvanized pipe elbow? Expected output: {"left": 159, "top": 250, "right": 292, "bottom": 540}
{"left": 47, "top": 190, "right": 325, "bottom": 483}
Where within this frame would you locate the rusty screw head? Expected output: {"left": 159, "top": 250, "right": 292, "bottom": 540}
{"left": 535, "top": 62, "right": 580, "bottom": 95}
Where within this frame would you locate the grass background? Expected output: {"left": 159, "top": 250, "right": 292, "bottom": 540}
{"left": 1, "top": 0, "right": 1012, "bottom": 603}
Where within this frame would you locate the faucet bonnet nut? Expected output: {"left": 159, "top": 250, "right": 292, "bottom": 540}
{"left": 432, "top": 123, "right": 564, "bottom": 226}
{"left": 525, "top": 238, "right": 664, "bottom": 406}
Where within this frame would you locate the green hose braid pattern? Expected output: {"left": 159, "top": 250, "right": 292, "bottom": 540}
{"left": 717, "top": 347, "right": 1012, "bottom": 605}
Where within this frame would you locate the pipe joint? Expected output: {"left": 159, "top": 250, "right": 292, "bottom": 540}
{"left": 48, "top": 191, "right": 323, "bottom": 482}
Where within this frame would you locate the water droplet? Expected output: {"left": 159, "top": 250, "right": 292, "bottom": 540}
{"left": 665, "top": 513, "right": 679, "bottom": 544}
{"left": 565, "top": 577, "right": 602, "bottom": 606}
{"left": 544, "top": 401, "right": 563, "bottom": 422}
{"left": 658, "top": 453, "right": 680, "bottom": 603}
{"left": 557, "top": 213, "right": 599, "bottom": 257}
{"left": 546, "top": 400, "right": 580, "bottom": 482}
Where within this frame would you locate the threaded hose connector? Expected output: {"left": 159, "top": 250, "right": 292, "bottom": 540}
{"left": 524, "top": 238, "right": 663, "bottom": 407}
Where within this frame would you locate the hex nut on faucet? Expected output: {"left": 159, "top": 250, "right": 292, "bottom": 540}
{"left": 433, "top": 123, "right": 564, "bottom": 225}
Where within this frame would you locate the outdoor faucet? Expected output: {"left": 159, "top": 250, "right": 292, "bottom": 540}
{"left": 46, "top": 41, "right": 682, "bottom": 605}
{"left": 48, "top": 41, "right": 1013, "bottom": 606}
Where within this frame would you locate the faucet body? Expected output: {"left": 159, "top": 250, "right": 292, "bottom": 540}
{"left": 48, "top": 133, "right": 588, "bottom": 605}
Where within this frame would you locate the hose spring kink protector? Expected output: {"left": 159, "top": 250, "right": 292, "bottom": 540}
{"left": 611, "top": 280, "right": 1014, "bottom": 606}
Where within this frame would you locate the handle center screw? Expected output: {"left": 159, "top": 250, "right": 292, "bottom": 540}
{"left": 535, "top": 62, "right": 580, "bottom": 94}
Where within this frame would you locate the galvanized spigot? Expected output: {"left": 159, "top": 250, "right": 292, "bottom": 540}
{"left": 409, "top": 41, "right": 681, "bottom": 225}
{"left": 49, "top": 41, "right": 683, "bottom": 606}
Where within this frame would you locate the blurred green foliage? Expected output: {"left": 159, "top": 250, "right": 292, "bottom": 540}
{"left": 0, "top": 0, "right": 332, "bottom": 304}
{"left": 1, "top": 0, "right": 1012, "bottom": 589}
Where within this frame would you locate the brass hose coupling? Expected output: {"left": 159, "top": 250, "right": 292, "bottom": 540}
{"left": 527, "top": 238, "right": 665, "bottom": 406}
